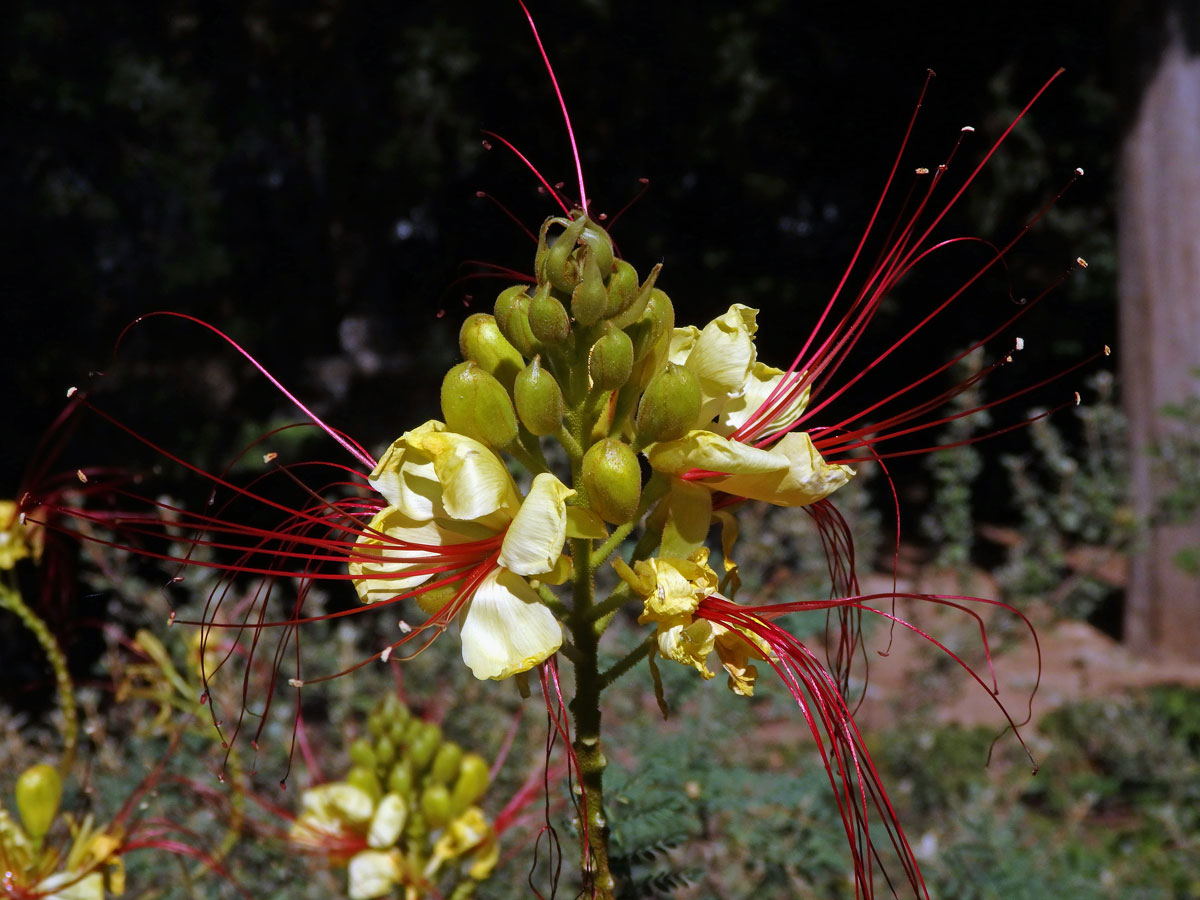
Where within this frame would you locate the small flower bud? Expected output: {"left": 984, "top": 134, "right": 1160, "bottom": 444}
{"left": 541, "top": 215, "right": 589, "bottom": 293}
{"left": 420, "top": 783, "right": 453, "bottom": 829}
{"left": 451, "top": 753, "right": 491, "bottom": 815}
{"left": 387, "top": 760, "right": 414, "bottom": 796}
{"left": 374, "top": 735, "right": 397, "bottom": 768}
{"left": 16, "top": 764, "right": 61, "bottom": 841}
{"left": 528, "top": 283, "right": 572, "bottom": 344}
{"left": 494, "top": 285, "right": 539, "bottom": 357}
{"left": 514, "top": 356, "right": 565, "bottom": 436}
{"left": 408, "top": 721, "right": 442, "bottom": 772}
{"left": 430, "top": 741, "right": 464, "bottom": 786}
{"left": 572, "top": 251, "right": 609, "bottom": 327}
{"left": 582, "top": 439, "right": 642, "bottom": 525}
{"left": 441, "top": 361, "right": 518, "bottom": 448}
{"left": 625, "top": 289, "right": 675, "bottom": 362}
{"left": 611, "top": 263, "right": 662, "bottom": 328}
{"left": 347, "top": 765, "right": 383, "bottom": 805}
{"left": 605, "top": 259, "right": 640, "bottom": 318}
{"left": 349, "top": 738, "right": 377, "bottom": 771}
{"left": 459, "top": 313, "right": 525, "bottom": 391}
{"left": 588, "top": 324, "right": 634, "bottom": 391}
{"left": 636, "top": 363, "right": 702, "bottom": 444}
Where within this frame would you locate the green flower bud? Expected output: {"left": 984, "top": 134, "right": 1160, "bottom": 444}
{"left": 368, "top": 710, "right": 387, "bottom": 739}
{"left": 582, "top": 439, "right": 642, "bottom": 525}
{"left": 579, "top": 220, "right": 615, "bottom": 279}
{"left": 349, "top": 738, "right": 377, "bottom": 771}
{"left": 459, "top": 313, "right": 525, "bottom": 391}
{"left": 347, "top": 765, "right": 383, "bottom": 805}
{"left": 605, "top": 259, "right": 640, "bottom": 319}
{"left": 528, "top": 283, "right": 571, "bottom": 345}
{"left": 514, "top": 356, "right": 564, "bottom": 436}
{"left": 625, "top": 289, "right": 675, "bottom": 362}
{"left": 420, "top": 784, "right": 452, "bottom": 829}
{"left": 494, "top": 285, "right": 539, "bottom": 357}
{"left": 408, "top": 721, "right": 442, "bottom": 772}
{"left": 387, "top": 760, "right": 414, "bottom": 797}
{"left": 430, "top": 742, "right": 464, "bottom": 786}
{"left": 572, "top": 251, "right": 609, "bottom": 327}
{"left": 636, "top": 363, "right": 702, "bottom": 444}
{"left": 611, "top": 263, "right": 662, "bottom": 328}
{"left": 541, "top": 216, "right": 589, "bottom": 293}
{"left": 375, "top": 735, "right": 397, "bottom": 769}
{"left": 16, "top": 764, "right": 61, "bottom": 841}
{"left": 441, "top": 361, "right": 518, "bottom": 448}
{"left": 450, "top": 753, "right": 491, "bottom": 815}
{"left": 589, "top": 325, "right": 634, "bottom": 391}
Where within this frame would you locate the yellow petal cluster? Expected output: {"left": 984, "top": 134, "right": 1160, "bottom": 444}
{"left": 350, "top": 421, "right": 571, "bottom": 680}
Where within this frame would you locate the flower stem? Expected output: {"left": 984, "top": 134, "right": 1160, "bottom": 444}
{"left": 0, "top": 576, "right": 77, "bottom": 775}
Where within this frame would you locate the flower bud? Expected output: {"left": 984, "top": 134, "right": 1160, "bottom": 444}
{"left": 408, "top": 721, "right": 442, "bottom": 772}
{"left": 588, "top": 325, "right": 634, "bottom": 391}
{"left": 16, "top": 764, "right": 61, "bottom": 841}
{"left": 387, "top": 760, "right": 414, "bottom": 797}
{"left": 494, "top": 285, "right": 539, "bottom": 357}
{"left": 451, "top": 753, "right": 490, "bottom": 815}
{"left": 571, "top": 251, "right": 608, "bottom": 327}
{"left": 582, "top": 439, "right": 642, "bottom": 525}
{"left": 625, "top": 289, "right": 675, "bottom": 362}
{"left": 430, "top": 742, "right": 464, "bottom": 786}
{"left": 579, "top": 220, "right": 615, "bottom": 277}
{"left": 441, "top": 362, "right": 518, "bottom": 448}
{"left": 541, "top": 215, "right": 588, "bottom": 293}
{"left": 514, "top": 357, "right": 565, "bottom": 436}
{"left": 636, "top": 363, "right": 702, "bottom": 444}
{"left": 605, "top": 259, "right": 640, "bottom": 318}
{"left": 375, "top": 735, "right": 397, "bottom": 768}
{"left": 611, "top": 263, "right": 662, "bottom": 328}
{"left": 347, "top": 765, "right": 383, "bottom": 805}
{"left": 459, "top": 313, "right": 525, "bottom": 391}
{"left": 349, "top": 738, "right": 377, "bottom": 771}
{"left": 420, "top": 783, "right": 452, "bottom": 829}
{"left": 528, "top": 283, "right": 571, "bottom": 345}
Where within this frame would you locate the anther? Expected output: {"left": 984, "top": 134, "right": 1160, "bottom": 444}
{"left": 288, "top": 678, "right": 304, "bottom": 687}
{"left": 961, "top": 125, "right": 975, "bottom": 133}
{"left": 1104, "top": 345, "right": 1111, "bottom": 356}
{"left": 76, "top": 469, "right": 88, "bottom": 483}
{"left": 66, "top": 386, "right": 77, "bottom": 398}
{"left": 1075, "top": 167, "right": 1084, "bottom": 176}
{"left": 381, "top": 646, "right": 392, "bottom": 663}
{"left": 1015, "top": 337, "right": 1025, "bottom": 351}
{"left": 398, "top": 620, "right": 412, "bottom": 634}
{"left": 915, "top": 167, "right": 930, "bottom": 175}
{"left": 1074, "top": 392, "right": 1081, "bottom": 406}
{"left": 1076, "top": 256, "right": 1088, "bottom": 268}
{"left": 263, "top": 452, "right": 278, "bottom": 464}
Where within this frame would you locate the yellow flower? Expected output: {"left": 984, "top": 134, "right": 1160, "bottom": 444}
{"left": 349, "top": 421, "right": 572, "bottom": 680}
{"left": 615, "top": 549, "right": 767, "bottom": 696}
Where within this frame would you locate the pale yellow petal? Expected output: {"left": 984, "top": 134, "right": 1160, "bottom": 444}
{"left": 409, "top": 430, "right": 521, "bottom": 524}
{"left": 667, "top": 324, "right": 700, "bottom": 366}
{"left": 367, "top": 793, "right": 407, "bottom": 849}
{"left": 647, "top": 429, "right": 789, "bottom": 478}
{"left": 716, "top": 363, "right": 810, "bottom": 436}
{"left": 741, "top": 432, "right": 853, "bottom": 506}
{"left": 658, "top": 478, "right": 713, "bottom": 558}
{"left": 367, "top": 420, "right": 445, "bottom": 520}
{"left": 348, "top": 850, "right": 403, "bottom": 900}
{"left": 498, "top": 473, "right": 573, "bottom": 576}
{"left": 459, "top": 569, "right": 562, "bottom": 680}
{"left": 565, "top": 506, "right": 608, "bottom": 540}
{"left": 39, "top": 871, "right": 104, "bottom": 900}
{"left": 683, "top": 304, "right": 759, "bottom": 398}
{"left": 656, "top": 619, "right": 716, "bottom": 677}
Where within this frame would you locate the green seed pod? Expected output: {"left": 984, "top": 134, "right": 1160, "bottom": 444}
{"left": 494, "top": 285, "right": 539, "bottom": 357}
{"left": 514, "top": 356, "right": 565, "bottom": 436}
{"left": 542, "top": 216, "right": 589, "bottom": 293}
{"left": 420, "top": 784, "right": 452, "bottom": 829}
{"left": 408, "top": 721, "right": 442, "bottom": 772}
{"left": 636, "top": 363, "right": 702, "bottom": 444}
{"left": 430, "top": 742, "right": 464, "bottom": 786}
{"left": 582, "top": 439, "right": 642, "bottom": 525}
{"left": 589, "top": 324, "right": 634, "bottom": 391}
{"left": 16, "top": 764, "right": 61, "bottom": 841}
{"left": 571, "top": 251, "right": 609, "bottom": 327}
{"left": 347, "top": 765, "right": 383, "bottom": 805}
{"left": 605, "top": 259, "right": 640, "bottom": 319}
{"left": 451, "top": 753, "right": 491, "bottom": 815}
{"left": 459, "top": 313, "right": 525, "bottom": 390}
{"left": 528, "top": 283, "right": 571, "bottom": 345}
{"left": 387, "top": 760, "right": 414, "bottom": 797}
{"left": 374, "top": 735, "right": 397, "bottom": 769}
{"left": 579, "top": 220, "right": 615, "bottom": 279}
{"left": 441, "top": 361, "right": 518, "bottom": 448}
{"left": 349, "top": 738, "right": 377, "bottom": 771}
{"left": 368, "top": 710, "right": 387, "bottom": 739}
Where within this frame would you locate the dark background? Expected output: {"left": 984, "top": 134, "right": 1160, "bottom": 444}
{"left": 2, "top": 0, "right": 1117, "bottom": 511}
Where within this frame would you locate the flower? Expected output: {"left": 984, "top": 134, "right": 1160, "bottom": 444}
{"left": 350, "top": 420, "right": 575, "bottom": 680}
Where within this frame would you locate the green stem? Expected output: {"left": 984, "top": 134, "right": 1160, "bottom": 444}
{"left": 598, "top": 633, "right": 655, "bottom": 690}
{"left": 0, "top": 577, "right": 77, "bottom": 775}
{"left": 589, "top": 521, "right": 635, "bottom": 569}
{"left": 586, "top": 581, "right": 634, "bottom": 624}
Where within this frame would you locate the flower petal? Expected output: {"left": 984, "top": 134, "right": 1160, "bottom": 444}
{"left": 348, "top": 850, "right": 403, "bottom": 900}
{"left": 367, "top": 420, "right": 446, "bottom": 520}
{"left": 459, "top": 568, "right": 563, "bottom": 680}
{"left": 716, "top": 363, "right": 810, "bottom": 436}
{"left": 681, "top": 304, "right": 759, "bottom": 400}
{"left": 408, "top": 429, "right": 521, "bottom": 525}
{"left": 498, "top": 473, "right": 573, "bottom": 576}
